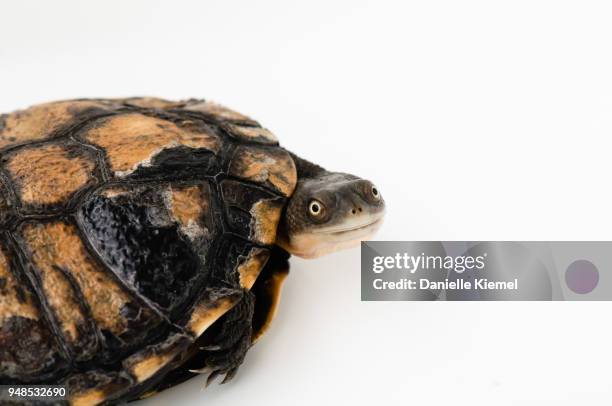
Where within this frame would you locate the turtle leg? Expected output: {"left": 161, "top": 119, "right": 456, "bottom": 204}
{"left": 193, "top": 247, "right": 290, "bottom": 383}
{"left": 144, "top": 247, "right": 291, "bottom": 395}
{"left": 145, "top": 290, "right": 256, "bottom": 394}
{"left": 198, "top": 247, "right": 290, "bottom": 383}
{"left": 195, "top": 290, "right": 255, "bottom": 384}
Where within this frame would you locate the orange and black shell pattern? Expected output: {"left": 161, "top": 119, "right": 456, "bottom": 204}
{"left": 0, "top": 98, "right": 297, "bottom": 404}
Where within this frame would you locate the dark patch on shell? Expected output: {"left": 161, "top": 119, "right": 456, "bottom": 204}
{"left": 79, "top": 193, "right": 201, "bottom": 312}
{"left": 128, "top": 146, "right": 221, "bottom": 181}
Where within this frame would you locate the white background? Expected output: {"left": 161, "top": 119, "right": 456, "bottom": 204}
{"left": 2, "top": 1, "right": 612, "bottom": 405}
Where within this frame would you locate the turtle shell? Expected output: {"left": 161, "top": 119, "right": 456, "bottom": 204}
{"left": 0, "top": 98, "right": 297, "bottom": 404}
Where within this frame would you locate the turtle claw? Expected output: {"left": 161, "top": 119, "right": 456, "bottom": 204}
{"left": 189, "top": 366, "right": 213, "bottom": 375}
{"left": 206, "top": 370, "right": 222, "bottom": 387}
{"left": 195, "top": 365, "right": 237, "bottom": 387}
{"left": 221, "top": 367, "right": 238, "bottom": 384}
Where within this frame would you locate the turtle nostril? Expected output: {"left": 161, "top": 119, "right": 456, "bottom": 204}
{"left": 351, "top": 207, "right": 362, "bottom": 215}
{"left": 351, "top": 209, "right": 357, "bottom": 215}
{"left": 358, "top": 207, "right": 363, "bottom": 212}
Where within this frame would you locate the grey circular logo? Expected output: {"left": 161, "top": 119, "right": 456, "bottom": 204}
{"left": 565, "top": 260, "right": 599, "bottom": 294}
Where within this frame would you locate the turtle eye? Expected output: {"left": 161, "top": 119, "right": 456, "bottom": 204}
{"left": 308, "top": 200, "right": 324, "bottom": 217}
{"left": 370, "top": 185, "right": 381, "bottom": 200}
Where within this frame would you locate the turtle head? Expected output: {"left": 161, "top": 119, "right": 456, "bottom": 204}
{"left": 278, "top": 169, "right": 385, "bottom": 259}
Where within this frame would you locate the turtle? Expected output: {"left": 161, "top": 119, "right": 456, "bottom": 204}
{"left": 0, "top": 97, "right": 385, "bottom": 405}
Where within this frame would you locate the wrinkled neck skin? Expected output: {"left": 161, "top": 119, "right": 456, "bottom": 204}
{"left": 277, "top": 151, "right": 385, "bottom": 259}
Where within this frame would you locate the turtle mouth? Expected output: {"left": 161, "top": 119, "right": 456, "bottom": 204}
{"left": 283, "top": 213, "right": 385, "bottom": 259}
{"left": 319, "top": 218, "right": 384, "bottom": 236}
{"left": 313, "top": 212, "right": 385, "bottom": 237}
